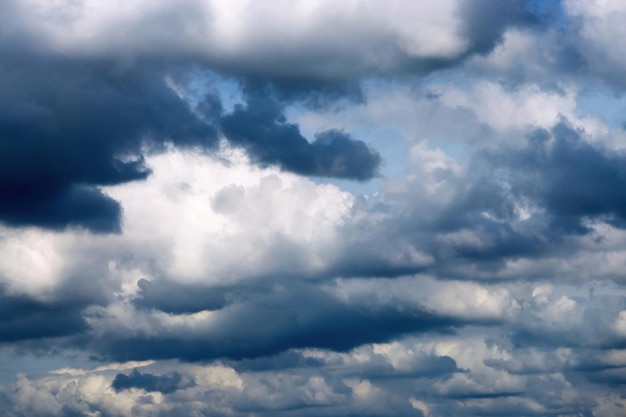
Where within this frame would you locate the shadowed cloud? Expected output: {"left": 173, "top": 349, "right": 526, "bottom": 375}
{"left": 220, "top": 92, "right": 381, "bottom": 180}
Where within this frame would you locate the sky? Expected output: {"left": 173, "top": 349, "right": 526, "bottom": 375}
{"left": 2, "top": 0, "right": 626, "bottom": 416}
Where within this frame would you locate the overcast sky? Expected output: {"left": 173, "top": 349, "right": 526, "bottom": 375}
{"left": 2, "top": 0, "right": 626, "bottom": 416}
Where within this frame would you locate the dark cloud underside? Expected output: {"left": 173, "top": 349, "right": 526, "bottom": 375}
{"left": 0, "top": 55, "right": 381, "bottom": 233}
{"left": 94, "top": 284, "right": 462, "bottom": 362}
{"left": 0, "top": 287, "right": 87, "bottom": 342}
{"left": 3, "top": 1, "right": 626, "bottom": 417}
{"left": 112, "top": 370, "right": 194, "bottom": 394}
{"left": 220, "top": 93, "right": 381, "bottom": 180}
{"left": 0, "top": 53, "right": 217, "bottom": 232}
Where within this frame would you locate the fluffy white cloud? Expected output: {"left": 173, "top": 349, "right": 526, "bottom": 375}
{"left": 106, "top": 145, "right": 352, "bottom": 284}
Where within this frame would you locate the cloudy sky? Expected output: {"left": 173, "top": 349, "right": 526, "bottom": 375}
{"left": 2, "top": 0, "right": 626, "bottom": 416}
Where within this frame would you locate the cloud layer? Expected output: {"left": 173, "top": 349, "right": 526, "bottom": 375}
{"left": 2, "top": 1, "right": 626, "bottom": 417}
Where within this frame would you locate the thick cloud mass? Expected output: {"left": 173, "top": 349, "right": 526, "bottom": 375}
{"left": 220, "top": 94, "right": 381, "bottom": 179}
{"left": 0, "top": 54, "right": 378, "bottom": 231}
{"left": 93, "top": 283, "right": 464, "bottom": 362}
{"left": 0, "top": 286, "right": 87, "bottom": 342}
{"left": 112, "top": 370, "right": 193, "bottom": 394}
{"left": 4, "top": 1, "right": 626, "bottom": 417}
{"left": 0, "top": 53, "right": 216, "bottom": 232}
{"left": 3, "top": 0, "right": 533, "bottom": 79}
{"left": 488, "top": 123, "right": 626, "bottom": 233}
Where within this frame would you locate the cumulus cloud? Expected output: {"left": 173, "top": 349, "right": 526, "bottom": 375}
{"left": 4, "top": 0, "right": 532, "bottom": 80}
{"left": 4, "top": 1, "right": 626, "bottom": 417}
{"left": 220, "top": 91, "right": 382, "bottom": 179}
{"left": 563, "top": 0, "right": 626, "bottom": 85}
{"left": 0, "top": 53, "right": 213, "bottom": 232}
{"left": 0, "top": 53, "right": 378, "bottom": 233}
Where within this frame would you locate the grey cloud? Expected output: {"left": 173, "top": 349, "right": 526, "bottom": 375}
{"left": 220, "top": 91, "right": 382, "bottom": 180}
{"left": 133, "top": 279, "right": 232, "bottom": 314}
{"left": 0, "top": 0, "right": 560, "bottom": 234}
{"left": 509, "top": 293, "right": 626, "bottom": 350}
{"left": 3, "top": 2, "right": 626, "bottom": 417}
{"left": 1, "top": 0, "right": 544, "bottom": 97}
{"left": 584, "top": 367, "right": 626, "bottom": 387}
{"left": 111, "top": 370, "right": 194, "bottom": 394}
{"left": 464, "top": 1, "right": 626, "bottom": 91}
{"left": 459, "top": 0, "right": 538, "bottom": 55}
{"left": 222, "top": 1, "right": 540, "bottom": 103}
{"left": 332, "top": 120, "right": 626, "bottom": 282}
{"left": 0, "top": 51, "right": 217, "bottom": 233}
{"left": 336, "top": 352, "right": 462, "bottom": 380}
{"left": 483, "top": 123, "right": 626, "bottom": 234}
{"left": 0, "top": 286, "right": 88, "bottom": 343}
{"left": 89, "top": 283, "right": 463, "bottom": 362}
{"left": 232, "top": 347, "right": 461, "bottom": 380}
{"left": 230, "top": 351, "right": 326, "bottom": 373}
{"left": 0, "top": 50, "right": 382, "bottom": 233}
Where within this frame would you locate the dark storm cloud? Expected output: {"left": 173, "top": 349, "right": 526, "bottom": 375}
{"left": 318, "top": 118, "right": 626, "bottom": 282}
{"left": 231, "top": 350, "right": 326, "bottom": 372}
{"left": 0, "top": 51, "right": 218, "bottom": 233}
{"left": 0, "top": 2, "right": 544, "bottom": 234}
{"left": 133, "top": 279, "right": 232, "bottom": 314}
{"left": 444, "top": 391, "right": 522, "bottom": 400}
{"left": 0, "top": 0, "right": 556, "bottom": 233}
{"left": 0, "top": 287, "right": 87, "bottom": 343}
{"left": 236, "top": 76, "right": 366, "bottom": 108}
{"left": 232, "top": 348, "right": 461, "bottom": 379}
{"left": 111, "top": 370, "right": 194, "bottom": 394}
{"left": 0, "top": 184, "right": 123, "bottom": 234}
{"left": 220, "top": 92, "right": 381, "bottom": 180}
{"left": 434, "top": 122, "right": 626, "bottom": 260}
{"left": 584, "top": 368, "right": 626, "bottom": 387}
{"left": 91, "top": 284, "right": 462, "bottom": 362}
{"left": 487, "top": 122, "right": 626, "bottom": 233}
{"left": 0, "top": 51, "right": 383, "bottom": 233}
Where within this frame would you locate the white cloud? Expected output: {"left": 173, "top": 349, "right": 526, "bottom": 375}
{"left": 0, "top": 144, "right": 352, "bottom": 300}
{"left": 12, "top": 0, "right": 470, "bottom": 79}
{"left": 107, "top": 145, "right": 352, "bottom": 284}
{"left": 329, "top": 276, "right": 516, "bottom": 321}
{"left": 0, "top": 227, "right": 66, "bottom": 296}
